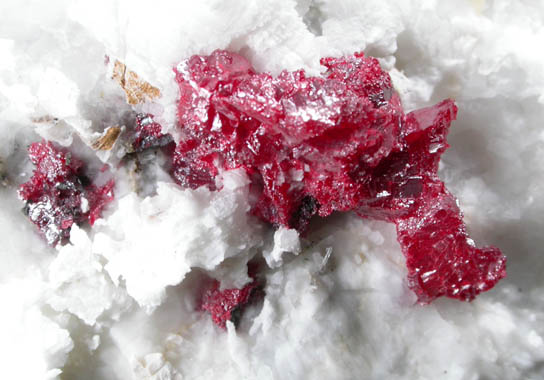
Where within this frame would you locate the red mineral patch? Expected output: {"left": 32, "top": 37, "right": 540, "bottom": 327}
{"left": 200, "top": 278, "right": 258, "bottom": 329}
{"left": 19, "top": 141, "right": 114, "bottom": 246}
{"left": 132, "top": 113, "right": 173, "bottom": 152}
{"left": 172, "top": 50, "right": 506, "bottom": 302}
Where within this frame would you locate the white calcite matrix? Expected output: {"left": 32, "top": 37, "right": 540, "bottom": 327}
{"left": 1, "top": 0, "right": 544, "bottom": 379}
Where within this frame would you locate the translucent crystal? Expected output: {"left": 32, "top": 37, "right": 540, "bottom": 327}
{"left": 19, "top": 141, "right": 114, "bottom": 246}
{"left": 172, "top": 50, "right": 506, "bottom": 302}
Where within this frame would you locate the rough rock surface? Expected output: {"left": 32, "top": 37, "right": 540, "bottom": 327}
{"left": 0, "top": 1, "right": 543, "bottom": 379}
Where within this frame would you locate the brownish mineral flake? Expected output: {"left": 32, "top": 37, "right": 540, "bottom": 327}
{"left": 112, "top": 60, "right": 161, "bottom": 105}
{"left": 92, "top": 126, "right": 122, "bottom": 151}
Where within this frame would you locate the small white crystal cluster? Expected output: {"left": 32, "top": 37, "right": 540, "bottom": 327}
{"left": 1, "top": 0, "right": 544, "bottom": 379}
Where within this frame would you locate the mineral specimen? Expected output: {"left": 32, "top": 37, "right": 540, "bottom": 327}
{"left": 92, "top": 126, "right": 122, "bottom": 151}
{"left": 172, "top": 50, "right": 506, "bottom": 302}
{"left": 200, "top": 277, "right": 259, "bottom": 329}
{"left": 112, "top": 60, "right": 162, "bottom": 105}
{"left": 132, "top": 113, "right": 173, "bottom": 152}
{"left": 19, "top": 141, "right": 114, "bottom": 246}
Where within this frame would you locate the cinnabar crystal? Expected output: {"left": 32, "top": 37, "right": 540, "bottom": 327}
{"left": 19, "top": 141, "right": 114, "bottom": 246}
{"left": 200, "top": 278, "right": 258, "bottom": 329}
{"left": 172, "top": 50, "right": 506, "bottom": 302}
{"left": 132, "top": 113, "right": 173, "bottom": 152}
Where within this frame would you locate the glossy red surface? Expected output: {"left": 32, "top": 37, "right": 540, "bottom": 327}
{"left": 19, "top": 141, "right": 114, "bottom": 246}
{"left": 173, "top": 50, "right": 506, "bottom": 302}
{"left": 132, "top": 113, "right": 172, "bottom": 152}
{"left": 200, "top": 278, "right": 258, "bottom": 329}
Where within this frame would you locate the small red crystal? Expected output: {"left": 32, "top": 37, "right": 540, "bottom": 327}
{"left": 172, "top": 50, "right": 506, "bottom": 303}
{"left": 200, "top": 278, "right": 258, "bottom": 329}
{"left": 19, "top": 141, "right": 114, "bottom": 246}
{"left": 132, "top": 113, "right": 173, "bottom": 152}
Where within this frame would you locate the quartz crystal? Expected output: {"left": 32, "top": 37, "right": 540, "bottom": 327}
{"left": 172, "top": 50, "right": 506, "bottom": 302}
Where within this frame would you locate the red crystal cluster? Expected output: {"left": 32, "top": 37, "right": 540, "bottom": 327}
{"left": 200, "top": 277, "right": 258, "bottom": 329}
{"left": 132, "top": 113, "right": 173, "bottom": 152}
{"left": 19, "top": 141, "right": 114, "bottom": 246}
{"left": 173, "top": 50, "right": 506, "bottom": 302}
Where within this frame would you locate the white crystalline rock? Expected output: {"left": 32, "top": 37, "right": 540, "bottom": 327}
{"left": 94, "top": 169, "right": 262, "bottom": 311}
{"left": 1, "top": 0, "right": 544, "bottom": 379}
{"left": 263, "top": 227, "right": 301, "bottom": 268}
{"left": 0, "top": 0, "right": 133, "bottom": 160}
{"left": 130, "top": 217, "right": 543, "bottom": 380}
{"left": 67, "top": 0, "right": 327, "bottom": 138}
{"left": 0, "top": 274, "right": 74, "bottom": 380}
{"left": 46, "top": 225, "right": 131, "bottom": 325}
{"left": 37, "top": 68, "right": 80, "bottom": 120}
{"left": 132, "top": 353, "right": 183, "bottom": 380}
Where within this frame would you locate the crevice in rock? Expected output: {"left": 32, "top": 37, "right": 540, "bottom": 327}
{"left": 298, "top": 0, "right": 325, "bottom": 37}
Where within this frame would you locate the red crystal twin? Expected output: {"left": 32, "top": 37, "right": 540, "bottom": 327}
{"left": 19, "top": 141, "right": 114, "bottom": 246}
{"left": 173, "top": 50, "right": 506, "bottom": 304}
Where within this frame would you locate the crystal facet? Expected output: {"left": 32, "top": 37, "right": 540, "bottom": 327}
{"left": 200, "top": 278, "right": 258, "bottom": 329}
{"left": 132, "top": 113, "right": 173, "bottom": 152}
{"left": 19, "top": 141, "right": 114, "bottom": 246}
{"left": 172, "top": 50, "right": 506, "bottom": 302}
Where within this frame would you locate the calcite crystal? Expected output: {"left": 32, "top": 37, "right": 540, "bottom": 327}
{"left": 172, "top": 50, "right": 506, "bottom": 302}
{"left": 19, "top": 141, "right": 114, "bottom": 246}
